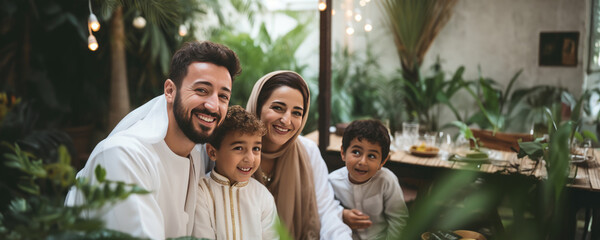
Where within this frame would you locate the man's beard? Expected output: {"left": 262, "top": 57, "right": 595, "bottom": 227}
{"left": 173, "top": 93, "right": 220, "bottom": 144}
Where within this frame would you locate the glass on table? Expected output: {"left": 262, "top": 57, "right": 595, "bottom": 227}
{"left": 402, "top": 122, "right": 420, "bottom": 147}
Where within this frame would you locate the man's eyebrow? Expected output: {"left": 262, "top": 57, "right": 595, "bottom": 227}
{"left": 221, "top": 86, "right": 231, "bottom": 94}
{"left": 191, "top": 81, "right": 231, "bottom": 93}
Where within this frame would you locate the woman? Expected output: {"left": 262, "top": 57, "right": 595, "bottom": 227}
{"left": 246, "top": 71, "right": 352, "bottom": 239}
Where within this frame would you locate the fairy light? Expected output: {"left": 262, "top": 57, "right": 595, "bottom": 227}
{"left": 87, "top": 0, "right": 99, "bottom": 51}
{"left": 359, "top": 0, "right": 367, "bottom": 7}
{"left": 318, "top": 0, "right": 327, "bottom": 11}
{"left": 364, "top": 23, "right": 373, "bottom": 32}
{"left": 178, "top": 25, "right": 188, "bottom": 37}
{"left": 354, "top": 8, "right": 362, "bottom": 22}
{"left": 345, "top": 9, "right": 353, "bottom": 17}
{"left": 332, "top": 9, "right": 336, "bottom": 16}
{"left": 133, "top": 16, "right": 146, "bottom": 29}
{"left": 346, "top": 22, "right": 355, "bottom": 35}
{"left": 88, "top": 35, "right": 98, "bottom": 51}
{"left": 88, "top": 1, "right": 100, "bottom": 32}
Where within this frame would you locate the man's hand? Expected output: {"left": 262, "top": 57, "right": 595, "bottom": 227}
{"left": 342, "top": 209, "right": 372, "bottom": 229}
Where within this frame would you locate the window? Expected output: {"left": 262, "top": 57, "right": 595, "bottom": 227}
{"left": 589, "top": 0, "right": 600, "bottom": 72}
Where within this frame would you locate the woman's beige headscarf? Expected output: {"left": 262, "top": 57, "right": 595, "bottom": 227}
{"left": 246, "top": 70, "right": 320, "bottom": 239}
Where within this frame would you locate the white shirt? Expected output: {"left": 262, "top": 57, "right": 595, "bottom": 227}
{"left": 329, "top": 167, "right": 409, "bottom": 240}
{"left": 298, "top": 136, "right": 353, "bottom": 239}
{"left": 65, "top": 95, "right": 210, "bottom": 239}
{"left": 193, "top": 171, "right": 279, "bottom": 240}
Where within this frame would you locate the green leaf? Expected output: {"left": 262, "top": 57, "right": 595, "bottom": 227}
{"left": 95, "top": 165, "right": 107, "bottom": 183}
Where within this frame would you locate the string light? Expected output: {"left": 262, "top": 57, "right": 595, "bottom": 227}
{"left": 345, "top": 9, "right": 353, "bottom": 17}
{"left": 87, "top": 0, "right": 99, "bottom": 51}
{"left": 332, "top": 9, "right": 336, "bottom": 16}
{"left": 133, "top": 16, "right": 147, "bottom": 29}
{"left": 318, "top": 0, "right": 327, "bottom": 11}
{"left": 346, "top": 22, "right": 355, "bottom": 35}
{"left": 364, "top": 21, "right": 373, "bottom": 32}
{"left": 359, "top": 0, "right": 367, "bottom": 7}
{"left": 88, "top": 35, "right": 98, "bottom": 51}
{"left": 354, "top": 8, "right": 362, "bottom": 22}
{"left": 88, "top": 1, "right": 100, "bottom": 32}
{"left": 179, "top": 25, "right": 188, "bottom": 37}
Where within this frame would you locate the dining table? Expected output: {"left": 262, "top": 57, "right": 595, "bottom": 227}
{"left": 305, "top": 130, "right": 600, "bottom": 239}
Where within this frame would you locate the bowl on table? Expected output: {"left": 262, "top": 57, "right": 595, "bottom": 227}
{"left": 421, "top": 230, "right": 487, "bottom": 240}
{"left": 409, "top": 145, "right": 440, "bottom": 157}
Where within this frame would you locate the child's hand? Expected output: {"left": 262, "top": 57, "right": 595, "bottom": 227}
{"left": 342, "top": 209, "right": 372, "bottom": 229}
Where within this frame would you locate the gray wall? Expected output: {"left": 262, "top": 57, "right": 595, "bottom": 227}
{"left": 335, "top": 0, "right": 590, "bottom": 95}
{"left": 424, "top": 0, "right": 589, "bottom": 95}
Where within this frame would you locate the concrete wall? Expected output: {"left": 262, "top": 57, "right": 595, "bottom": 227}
{"left": 334, "top": 0, "right": 590, "bottom": 95}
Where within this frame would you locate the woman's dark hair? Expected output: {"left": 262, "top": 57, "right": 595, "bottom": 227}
{"left": 168, "top": 41, "right": 241, "bottom": 88}
{"left": 256, "top": 72, "right": 309, "bottom": 118}
{"left": 341, "top": 119, "right": 391, "bottom": 161}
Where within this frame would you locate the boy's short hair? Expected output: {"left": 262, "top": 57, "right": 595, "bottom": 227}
{"left": 341, "top": 119, "right": 391, "bottom": 161}
{"left": 208, "top": 105, "right": 266, "bottom": 149}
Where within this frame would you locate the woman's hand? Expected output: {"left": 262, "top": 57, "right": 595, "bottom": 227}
{"left": 342, "top": 209, "right": 372, "bottom": 229}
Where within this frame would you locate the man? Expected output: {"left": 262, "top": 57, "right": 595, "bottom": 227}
{"left": 65, "top": 41, "right": 241, "bottom": 239}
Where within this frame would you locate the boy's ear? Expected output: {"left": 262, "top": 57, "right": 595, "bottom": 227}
{"left": 379, "top": 154, "right": 390, "bottom": 169}
{"left": 340, "top": 146, "right": 346, "bottom": 162}
{"left": 206, "top": 143, "right": 217, "bottom": 162}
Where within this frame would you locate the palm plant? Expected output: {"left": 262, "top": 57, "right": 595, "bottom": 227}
{"left": 377, "top": 0, "right": 458, "bottom": 84}
{"left": 98, "top": 0, "right": 222, "bottom": 129}
{"left": 462, "top": 68, "right": 524, "bottom": 134}
{"left": 394, "top": 60, "right": 465, "bottom": 132}
{"left": 209, "top": 14, "right": 312, "bottom": 107}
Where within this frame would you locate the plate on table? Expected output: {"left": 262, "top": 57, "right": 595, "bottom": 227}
{"left": 409, "top": 145, "right": 439, "bottom": 157}
{"left": 570, "top": 154, "right": 593, "bottom": 164}
{"left": 421, "top": 230, "right": 487, "bottom": 240}
{"left": 449, "top": 152, "right": 490, "bottom": 164}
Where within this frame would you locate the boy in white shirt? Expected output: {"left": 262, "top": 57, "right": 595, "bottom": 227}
{"left": 329, "top": 119, "right": 409, "bottom": 240}
{"left": 193, "top": 105, "right": 279, "bottom": 240}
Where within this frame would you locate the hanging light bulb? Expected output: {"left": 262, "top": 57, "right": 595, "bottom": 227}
{"left": 88, "top": 13, "right": 100, "bottom": 32}
{"left": 88, "top": 0, "right": 100, "bottom": 32}
{"left": 318, "top": 0, "right": 327, "bottom": 11}
{"left": 346, "top": 23, "right": 355, "bottom": 35}
{"left": 133, "top": 16, "right": 147, "bottom": 29}
{"left": 364, "top": 22, "right": 373, "bottom": 32}
{"left": 88, "top": 35, "right": 98, "bottom": 51}
{"left": 354, "top": 8, "right": 362, "bottom": 22}
{"left": 179, "top": 25, "right": 188, "bottom": 37}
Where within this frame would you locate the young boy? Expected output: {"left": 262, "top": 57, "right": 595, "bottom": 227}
{"left": 193, "top": 105, "right": 279, "bottom": 240}
{"left": 329, "top": 119, "right": 409, "bottom": 240}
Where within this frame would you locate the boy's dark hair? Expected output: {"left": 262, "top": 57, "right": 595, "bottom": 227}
{"left": 341, "top": 119, "right": 391, "bottom": 161}
{"left": 169, "top": 41, "right": 241, "bottom": 89}
{"left": 208, "top": 105, "right": 266, "bottom": 149}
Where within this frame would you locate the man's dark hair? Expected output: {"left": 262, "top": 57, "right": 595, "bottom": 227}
{"left": 208, "top": 105, "right": 266, "bottom": 149}
{"left": 168, "top": 41, "right": 241, "bottom": 88}
{"left": 341, "top": 119, "right": 391, "bottom": 161}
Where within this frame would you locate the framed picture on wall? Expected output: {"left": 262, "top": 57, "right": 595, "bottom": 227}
{"left": 539, "top": 31, "right": 579, "bottom": 67}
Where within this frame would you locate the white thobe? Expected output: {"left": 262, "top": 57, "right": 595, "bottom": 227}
{"left": 329, "top": 167, "right": 409, "bottom": 240}
{"left": 65, "top": 95, "right": 210, "bottom": 239}
{"left": 193, "top": 171, "right": 279, "bottom": 240}
{"left": 298, "top": 136, "right": 353, "bottom": 239}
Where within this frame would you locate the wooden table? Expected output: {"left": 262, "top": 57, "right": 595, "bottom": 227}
{"left": 306, "top": 131, "right": 600, "bottom": 239}
{"left": 304, "top": 131, "right": 600, "bottom": 192}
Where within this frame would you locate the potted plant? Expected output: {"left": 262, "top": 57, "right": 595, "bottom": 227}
{"left": 461, "top": 68, "right": 535, "bottom": 151}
